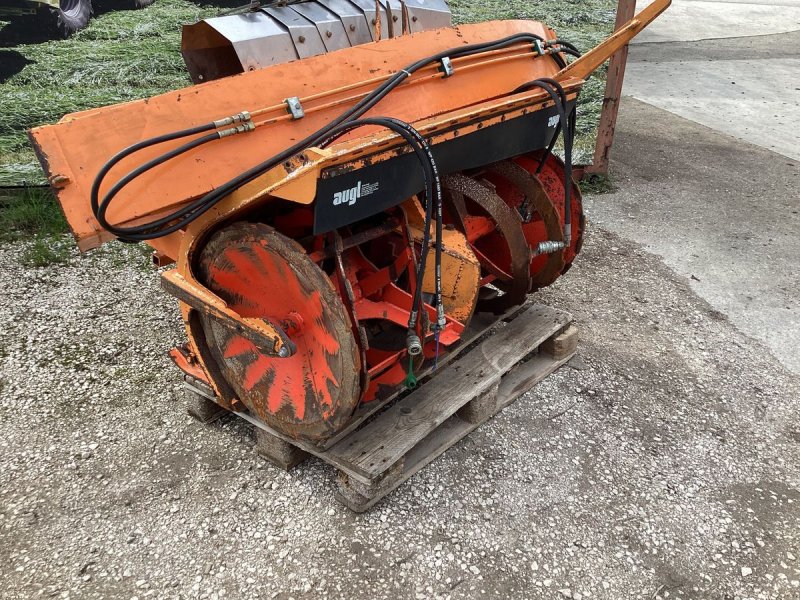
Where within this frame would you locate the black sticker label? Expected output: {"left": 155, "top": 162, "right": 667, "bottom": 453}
{"left": 312, "top": 105, "right": 569, "bottom": 234}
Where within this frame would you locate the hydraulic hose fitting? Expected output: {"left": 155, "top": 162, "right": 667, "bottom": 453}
{"left": 213, "top": 111, "right": 253, "bottom": 129}
{"left": 536, "top": 240, "right": 567, "bottom": 255}
{"left": 218, "top": 122, "right": 256, "bottom": 138}
{"left": 406, "top": 330, "right": 423, "bottom": 357}
{"left": 233, "top": 111, "right": 251, "bottom": 124}
{"left": 436, "top": 306, "right": 447, "bottom": 331}
{"left": 213, "top": 116, "right": 234, "bottom": 128}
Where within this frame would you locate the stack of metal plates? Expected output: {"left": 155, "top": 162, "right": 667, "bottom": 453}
{"left": 182, "top": 0, "right": 452, "bottom": 83}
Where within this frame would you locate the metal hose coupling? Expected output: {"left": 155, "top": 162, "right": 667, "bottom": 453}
{"left": 218, "top": 121, "right": 256, "bottom": 138}
{"left": 436, "top": 306, "right": 447, "bottom": 331}
{"left": 406, "top": 330, "right": 423, "bottom": 356}
{"left": 213, "top": 111, "right": 252, "bottom": 128}
{"left": 536, "top": 240, "right": 567, "bottom": 255}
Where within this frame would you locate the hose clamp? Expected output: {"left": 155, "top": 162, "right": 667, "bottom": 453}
{"left": 439, "top": 57, "right": 454, "bottom": 77}
{"left": 285, "top": 97, "right": 305, "bottom": 120}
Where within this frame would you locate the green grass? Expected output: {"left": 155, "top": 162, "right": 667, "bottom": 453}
{"left": 0, "top": 187, "right": 164, "bottom": 266}
{"left": 452, "top": 0, "right": 615, "bottom": 163}
{"left": 19, "top": 235, "right": 71, "bottom": 266}
{"left": 580, "top": 173, "right": 617, "bottom": 194}
{"left": 0, "top": 187, "right": 71, "bottom": 264}
{"left": 0, "top": 187, "right": 67, "bottom": 239}
{"left": 0, "top": 0, "right": 215, "bottom": 186}
{"left": 0, "top": 0, "right": 616, "bottom": 188}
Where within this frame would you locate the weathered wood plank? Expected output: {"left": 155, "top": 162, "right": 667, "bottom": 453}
{"left": 335, "top": 413, "right": 475, "bottom": 512}
{"left": 540, "top": 324, "right": 579, "bottom": 360}
{"left": 335, "top": 347, "right": 577, "bottom": 510}
{"left": 325, "top": 305, "right": 570, "bottom": 480}
{"left": 220, "top": 304, "right": 525, "bottom": 455}
{"left": 316, "top": 304, "right": 529, "bottom": 449}
{"left": 254, "top": 429, "right": 309, "bottom": 471}
{"left": 495, "top": 352, "right": 575, "bottom": 410}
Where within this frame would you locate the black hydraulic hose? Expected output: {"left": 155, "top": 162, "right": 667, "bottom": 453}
{"left": 92, "top": 32, "right": 561, "bottom": 242}
{"left": 554, "top": 39, "right": 582, "bottom": 58}
{"left": 511, "top": 78, "right": 567, "bottom": 174}
{"left": 320, "top": 118, "right": 437, "bottom": 315}
{"left": 95, "top": 131, "right": 221, "bottom": 233}
{"left": 182, "top": 32, "right": 551, "bottom": 217}
{"left": 511, "top": 78, "right": 575, "bottom": 245}
{"left": 318, "top": 116, "right": 444, "bottom": 350}
{"left": 378, "top": 118, "right": 444, "bottom": 331}
{"left": 322, "top": 118, "right": 444, "bottom": 319}
{"left": 90, "top": 121, "right": 216, "bottom": 217}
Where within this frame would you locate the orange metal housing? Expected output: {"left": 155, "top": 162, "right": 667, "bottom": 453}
{"left": 29, "top": 0, "right": 671, "bottom": 260}
{"left": 27, "top": 0, "right": 671, "bottom": 442}
{"left": 31, "top": 20, "right": 566, "bottom": 251}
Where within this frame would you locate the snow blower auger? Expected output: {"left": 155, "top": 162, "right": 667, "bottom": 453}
{"left": 29, "top": 0, "right": 670, "bottom": 444}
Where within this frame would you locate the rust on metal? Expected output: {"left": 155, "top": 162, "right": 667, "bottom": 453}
{"left": 25, "top": 1, "right": 671, "bottom": 443}
{"left": 443, "top": 173, "right": 531, "bottom": 313}
{"left": 197, "top": 223, "right": 361, "bottom": 441}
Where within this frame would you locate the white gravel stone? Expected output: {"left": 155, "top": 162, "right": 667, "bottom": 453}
{"left": 0, "top": 231, "right": 797, "bottom": 600}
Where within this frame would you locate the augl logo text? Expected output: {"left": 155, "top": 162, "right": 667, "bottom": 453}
{"left": 333, "top": 180, "right": 380, "bottom": 207}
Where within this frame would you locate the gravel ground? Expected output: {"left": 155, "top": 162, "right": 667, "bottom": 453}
{"left": 0, "top": 224, "right": 798, "bottom": 599}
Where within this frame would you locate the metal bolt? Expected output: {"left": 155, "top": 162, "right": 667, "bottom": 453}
{"left": 326, "top": 30, "right": 332, "bottom": 38}
{"left": 393, "top": 15, "right": 398, "bottom": 21}
{"left": 298, "top": 35, "right": 305, "bottom": 43}
{"left": 412, "top": 15, "right": 418, "bottom": 22}
{"left": 278, "top": 346, "right": 290, "bottom": 358}
{"left": 350, "top": 24, "right": 356, "bottom": 32}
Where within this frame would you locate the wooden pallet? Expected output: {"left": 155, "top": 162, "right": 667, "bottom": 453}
{"left": 183, "top": 304, "right": 578, "bottom": 512}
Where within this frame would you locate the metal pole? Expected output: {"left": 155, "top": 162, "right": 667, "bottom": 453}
{"left": 585, "top": 0, "right": 637, "bottom": 178}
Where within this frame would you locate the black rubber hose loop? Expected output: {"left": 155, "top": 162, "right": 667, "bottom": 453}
{"left": 508, "top": 78, "right": 575, "bottom": 245}
{"left": 322, "top": 117, "right": 443, "bottom": 331}
{"left": 91, "top": 32, "right": 582, "bottom": 242}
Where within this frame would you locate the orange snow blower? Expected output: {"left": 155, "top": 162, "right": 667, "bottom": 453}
{"left": 30, "top": 0, "right": 670, "bottom": 444}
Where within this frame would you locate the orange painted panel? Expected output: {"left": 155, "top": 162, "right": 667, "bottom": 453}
{"left": 29, "top": 20, "right": 560, "bottom": 247}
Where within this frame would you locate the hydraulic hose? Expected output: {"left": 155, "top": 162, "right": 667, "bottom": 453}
{"left": 554, "top": 39, "right": 582, "bottom": 58}
{"left": 94, "top": 131, "right": 221, "bottom": 234}
{"left": 89, "top": 121, "right": 216, "bottom": 217}
{"left": 511, "top": 78, "right": 576, "bottom": 246}
{"left": 91, "top": 32, "right": 574, "bottom": 242}
{"left": 320, "top": 117, "right": 437, "bottom": 321}
{"left": 320, "top": 116, "right": 445, "bottom": 353}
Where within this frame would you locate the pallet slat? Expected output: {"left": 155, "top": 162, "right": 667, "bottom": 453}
{"left": 325, "top": 305, "right": 570, "bottom": 480}
{"left": 335, "top": 333, "right": 575, "bottom": 511}
{"left": 184, "top": 303, "right": 577, "bottom": 512}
